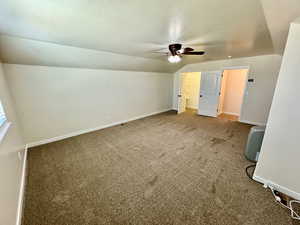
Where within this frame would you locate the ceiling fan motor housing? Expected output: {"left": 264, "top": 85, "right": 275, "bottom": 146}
{"left": 169, "top": 43, "right": 182, "bottom": 55}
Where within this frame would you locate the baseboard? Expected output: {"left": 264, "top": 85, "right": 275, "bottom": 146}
{"left": 253, "top": 175, "right": 300, "bottom": 201}
{"left": 239, "top": 119, "right": 266, "bottom": 126}
{"left": 27, "top": 108, "right": 172, "bottom": 148}
{"left": 16, "top": 145, "right": 28, "bottom": 225}
{"left": 222, "top": 112, "right": 240, "bottom": 116}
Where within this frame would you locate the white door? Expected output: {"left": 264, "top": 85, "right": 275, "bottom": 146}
{"left": 198, "top": 71, "right": 222, "bottom": 117}
{"left": 177, "top": 74, "right": 187, "bottom": 114}
{"left": 178, "top": 94, "right": 186, "bottom": 114}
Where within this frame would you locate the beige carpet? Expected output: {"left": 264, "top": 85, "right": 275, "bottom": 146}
{"left": 22, "top": 110, "right": 298, "bottom": 225}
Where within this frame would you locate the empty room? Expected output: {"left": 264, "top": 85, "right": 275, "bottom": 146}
{"left": 1, "top": 0, "right": 300, "bottom": 225}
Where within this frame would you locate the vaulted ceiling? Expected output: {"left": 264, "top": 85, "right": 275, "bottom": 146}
{"left": 0, "top": 0, "right": 299, "bottom": 73}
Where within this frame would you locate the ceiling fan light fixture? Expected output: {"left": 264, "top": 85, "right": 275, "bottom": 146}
{"left": 168, "top": 55, "right": 181, "bottom": 63}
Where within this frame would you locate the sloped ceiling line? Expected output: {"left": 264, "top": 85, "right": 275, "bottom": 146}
{"left": 0, "top": 0, "right": 299, "bottom": 72}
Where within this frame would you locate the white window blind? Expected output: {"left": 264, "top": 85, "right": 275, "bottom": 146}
{"left": 0, "top": 101, "right": 6, "bottom": 127}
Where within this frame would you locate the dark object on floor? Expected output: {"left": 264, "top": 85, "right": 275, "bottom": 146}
{"left": 245, "top": 125, "right": 266, "bottom": 162}
{"left": 245, "top": 164, "right": 256, "bottom": 180}
{"left": 245, "top": 164, "right": 263, "bottom": 185}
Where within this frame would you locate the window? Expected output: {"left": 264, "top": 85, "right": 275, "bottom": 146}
{"left": 0, "top": 100, "right": 10, "bottom": 144}
{"left": 0, "top": 101, "right": 6, "bottom": 128}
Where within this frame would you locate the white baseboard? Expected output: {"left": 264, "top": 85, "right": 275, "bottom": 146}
{"left": 239, "top": 119, "right": 266, "bottom": 126}
{"left": 27, "top": 108, "right": 172, "bottom": 148}
{"left": 16, "top": 145, "right": 28, "bottom": 225}
{"left": 253, "top": 175, "right": 300, "bottom": 201}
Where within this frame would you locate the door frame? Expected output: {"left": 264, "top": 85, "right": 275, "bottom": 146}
{"left": 221, "top": 66, "right": 250, "bottom": 122}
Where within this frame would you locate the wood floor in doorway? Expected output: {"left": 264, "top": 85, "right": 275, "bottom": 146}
{"left": 218, "top": 113, "right": 239, "bottom": 121}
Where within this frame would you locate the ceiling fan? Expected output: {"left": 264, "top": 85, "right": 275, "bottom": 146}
{"left": 166, "top": 43, "right": 205, "bottom": 63}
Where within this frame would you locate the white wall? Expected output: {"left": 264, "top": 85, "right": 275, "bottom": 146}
{"left": 254, "top": 21, "right": 300, "bottom": 199}
{"left": 181, "top": 72, "right": 201, "bottom": 109}
{"left": 173, "top": 55, "right": 282, "bottom": 125}
{"left": 4, "top": 64, "right": 173, "bottom": 144}
{"left": 221, "top": 69, "right": 248, "bottom": 116}
{"left": 0, "top": 62, "right": 25, "bottom": 225}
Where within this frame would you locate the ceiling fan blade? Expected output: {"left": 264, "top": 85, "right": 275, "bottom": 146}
{"left": 182, "top": 51, "right": 205, "bottom": 55}
{"left": 182, "top": 47, "right": 194, "bottom": 53}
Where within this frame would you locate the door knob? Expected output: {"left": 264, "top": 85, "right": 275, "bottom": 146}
{"left": 178, "top": 95, "right": 182, "bottom": 97}
{"left": 200, "top": 95, "right": 203, "bottom": 97}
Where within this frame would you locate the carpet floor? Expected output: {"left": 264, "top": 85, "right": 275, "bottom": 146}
{"left": 22, "top": 110, "right": 298, "bottom": 225}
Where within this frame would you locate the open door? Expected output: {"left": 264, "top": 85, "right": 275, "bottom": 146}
{"left": 177, "top": 73, "right": 187, "bottom": 114}
{"left": 177, "top": 94, "right": 186, "bottom": 114}
{"left": 198, "top": 71, "right": 222, "bottom": 117}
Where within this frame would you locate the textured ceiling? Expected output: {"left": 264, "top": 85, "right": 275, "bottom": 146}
{"left": 0, "top": 0, "right": 298, "bottom": 72}
{"left": 260, "top": 0, "right": 300, "bottom": 55}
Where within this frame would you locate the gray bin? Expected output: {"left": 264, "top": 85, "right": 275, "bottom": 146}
{"left": 245, "top": 126, "right": 266, "bottom": 162}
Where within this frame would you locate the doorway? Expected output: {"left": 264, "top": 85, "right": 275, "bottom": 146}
{"left": 217, "top": 69, "right": 248, "bottom": 121}
{"left": 177, "top": 72, "right": 201, "bottom": 114}
{"left": 177, "top": 68, "right": 249, "bottom": 122}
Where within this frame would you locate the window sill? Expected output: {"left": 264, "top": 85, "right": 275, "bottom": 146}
{"left": 0, "top": 121, "right": 11, "bottom": 144}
